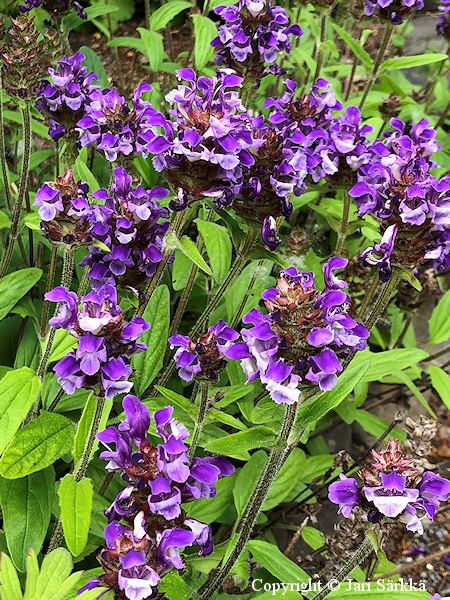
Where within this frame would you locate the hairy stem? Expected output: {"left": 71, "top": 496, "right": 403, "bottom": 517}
{"left": 231, "top": 258, "right": 264, "bottom": 330}
{"left": 188, "top": 381, "right": 210, "bottom": 460}
{"left": 40, "top": 246, "right": 58, "bottom": 339}
{"left": 0, "top": 69, "right": 12, "bottom": 211}
{"left": 364, "top": 269, "right": 401, "bottom": 331}
{"left": 357, "top": 274, "right": 379, "bottom": 321}
{"left": 424, "top": 47, "right": 449, "bottom": 113}
{"left": 359, "top": 23, "right": 393, "bottom": 111}
{"left": 335, "top": 190, "right": 350, "bottom": 255}
{"left": 199, "top": 403, "right": 299, "bottom": 599}
{"left": 0, "top": 102, "right": 32, "bottom": 278}
{"left": 48, "top": 396, "right": 106, "bottom": 551}
{"left": 312, "top": 13, "right": 327, "bottom": 83}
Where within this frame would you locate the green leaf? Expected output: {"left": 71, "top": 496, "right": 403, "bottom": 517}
{"left": 195, "top": 219, "right": 232, "bottom": 284}
{"left": 0, "top": 553, "right": 23, "bottom": 600}
{"left": 150, "top": 1, "right": 191, "bottom": 31}
{"left": 380, "top": 53, "right": 447, "bottom": 74}
{"left": 159, "top": 571, "right": 191, "bottom": 600}
{"left": 3, "top": 110, "right": 50, "bottom": 140}
{"left": 301, "top": 526, "right": 325, "bottom": 550}
{"left": 63, "top": 4, "right": 119, "bottom": 33}
{"left": 73, "top": 395, "right": 112, "bottom": 464}
{"left": 74, "top": 157, "right": 100, "bottom": 193}
{"left": 80, "top": 46, "right": 109, "bottom": 88}
{"left": 0, "top": 268, "right": 42, "bottom": 322}
{"left": 262, "top": 448, "right": 304, "bottom": 511}
{"left": 171, "top": 250, "right": 193, "bottom": 292}
{"left": 326, "top": 584, "right": 430, "bottom": 599}
{"left": 46, "top": 329, "right": 77, "bottom": 363}
{"left": 177, "top": 235, "right": 213, "bottom": 276}
{"left": 0, "top": 467, "right": 55, "bottom": 571}
{"left": 137, "top": 28, "right": 165, "bottom": 72}
{"left": 0, "top": 412, "right": 74, "bottom": 478}
{"left": 233, "top": 450, "right": 267, "bottom": 518}
{"left": 131, "top": 285, "right": 170, "bottom": 396}
{"left": 35, "top": 547, "right": 82, "bottom": 600}
{"left": 429, "top": 289, "right": 450, "bottom": 344}
{"left": 332, "top": 24, "right": 373, "bottom": 69}
{"left": 247, "top": 540, "right": 310, "bottom": 584}
{"left": 59, "top": 475, "right": 93, "bottom": 557}
{"left": 354, "top": 409, "right": 407, "bottom": 441}
{"left": 207, "top": 0, "right": 238, "bottom": 9}
{"left": 394, "top": 370, "right": 437, "bottom": 418}
{"left": 205, "top": 409, "right": 247, "bottom": 431}
{"left": 23, "top": 549, "right": 39, "bottom": 600}
{"left": 0, "top": 367, "right": 41, "bottom": 455}
{"left": 204, "top": 426, "right": 277, "bottom": 456}
{"left": 107, "top": 36, "right": 146, "bottom": 52}
{"left": 153, "top": 386, "right": 197, "bottom": 421}
{"left": 429, "top": 364, "right": 450, "bottom": 410}
{"left": 191, "top": 14, "right": 217, "bottom": 70}
{"left": 294, "top": 360, "right": 371, "bottom": 427}
{"left": 351, "top": 349, "right": 428, "bottom": 382}
{"left": 183, "top": 472, "right": 236, "bottom": 523}
{"left": 0, "top": 210, "right": 11, "bottom": 230}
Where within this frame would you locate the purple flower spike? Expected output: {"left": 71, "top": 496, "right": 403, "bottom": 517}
{"left": 228, "top": 258, "right": 368, "bottom": 403}
{"left": 84, "top": 396, "right": 234, "bottom": 599}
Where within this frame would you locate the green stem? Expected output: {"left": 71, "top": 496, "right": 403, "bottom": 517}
{"left": 335, "top": 190, "right": 350, "bottom": 255}
{"left": 188, "top": 381, "right": 210, "bottom": 460}
{"left": 199, "top": 402, "right": 299, "bottom": 600}
{"left": 47, "top": 396, "right": 106, "bottom": 552}
{"left": 359, "top": 23, "right": 394, "bottom": 111}
{"left": 231, "top": 258, "right": 264, "bottom": 330}
{"left": 144, "top": 0, "right": 151, "bottom": 28}
{"left": 393, "top": 313, "right": 412, "bottom": 348}
{"left": 357, "top": 274, "right": 379, "bottom": 321}
{"left": 424, "top": 47, "right": 449, "bottom": 113}
{"left": 345, "top": 53, "right": 359, "bottom": 102}
{"left": 37, "top": 247, "right": 75, "bottom": 381}
{"left": 0, "top": 69, "right": 12, "bottom": 211}
{"left": 312, "top": 13, "right": 327, "bottom": 83}
{"left": 436, "top": 98, "right": 450, "bottom": 129}
{"left": 0, "top": 102, "right": 32, "bottom": 278}
{"left": 40, "top": 246, "right": 58, "bottom": 339}
{"left": 310, "top": 537, "right": 374, "bottom": 600}
{"left": 364, "top": 269, "right": 401, "bottom": 331}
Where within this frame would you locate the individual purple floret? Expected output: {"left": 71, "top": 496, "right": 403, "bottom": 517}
{"left": 211, "top": 0, "right": 302, "bottom": 79}
{"left": 79, "top": 396, "right": 234, "bottom": 599}
{"left": 328, "top": 439, "right": 450, "bottom": 535}
{"left": 437, "top": 0, "right": 450, "bottom": 39}
{"left": 76, "top": 83, "right": 170, "bottom": 161}
{"left": 19, "top": 0, "right": 87, "bottom": 21}
{"left": 227, "top": 257, "right": 369, "bottom": 404}
{"left": 46, "top": 284, "right": 149, "bottom": 397}
{"left": 33, "top": 169, "right": 94, "bottom": 246}
{"left": 364, "top": 0, "right": 424, "bottom": 24}
{"left": 36, "top": 52, "right": 98, "bottom": 141}
{"left": 168, "top": 320, "right": 246, "bottom": 382}
{"left": 79, "top": 166, "right": 170, "bottom": 288}
{"left": 350, "top": 117, "right": 450, "bottom": 278}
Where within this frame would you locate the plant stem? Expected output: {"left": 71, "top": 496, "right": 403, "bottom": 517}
{"left": 436, "top": 98, "right": 450, "bottom": 129}
{"left": 359, "top": 23, "right": 394, "bottom": 111}
{"left": 144, "top": 0, "right": 151, "bottom": 29}
{"left": 231, "top": 258, "right": 264, "bottom": 329}
{"left": 357, "top": 274, "right": 379, "bottom": 321}
{"left": 310, "top": 537, "right": 374, "bottom": 600}
{"left": 37, "top": 247, "right": 75, "bottom": 381}
{"left": 393, "top": 313, "right": 412, "bottom": 348}
{"left": 0, "top": 69, "right": 12, "bottom": 211}
{"left": 312, "top": 13, "right": 327, "bottom": 83}
{"left": 0, "top": 102, "right": 32, "bottom": 278}
{"left": 364, "top": 269, "right": 401, "bottom": 331}
{"left": 188, "top": 381, "right": 209, "bottom": 459}
{"left": 424, "top": 53, "right": 448, "bottom": 113}
{"left": 48, "top": 396, "right": 106, "bottom": 552}
{"left": 335, "top": 190, "right": 350, "bottom": 255}
{"left": 345, "top": 53, "right": 359, "bottom": 101}
{"left": 40, "top": 246, "right": 58, "bottom": 339}
{"left": 199, "top": 403, "right": 299, "bottom": 600}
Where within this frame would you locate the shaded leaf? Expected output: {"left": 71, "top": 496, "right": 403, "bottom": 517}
{"left": 178, "top": 235, "right": 213, "bottom": 276}
{"left": 429, "top": 289, "right": 450, "bottom": 344}
{"left": 247, "top": 540, "right": 310, "bottom": 584}
{"left": 150, "top": 1, "right": 191, "bottom": 31}
{"left": 204, "top": 426, "right": 277, "bottom": 455}
{"left": 59, "top": 476, "right": 93, "bottom": 556}
{"left": 0, "top": 268, "right": 42, "bottom": 322}
{"left": 195, "top": 219, "right": 232, "bottom": 284}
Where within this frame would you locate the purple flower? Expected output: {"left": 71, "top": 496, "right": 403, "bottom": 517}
{"left": 364, "top": 0, "right": 424, "bottom": 24}
{"left": 169, "top": 320, "right": 243, "bottom": 382}
{"left": 80, "top": 166, "right": 170, "bottom": 288}
{"left": 211, "top": 0, "right": 302, "bottom": 77}
{"left": 328, "top": 474, "right": 362, "bottom": 517}
{"left": 363, "top": 471, "right": 420, "bottom": 518}
{"left": 46, "top": 285, "right": 148, "bottom": 398}
{"left": 361, "top": 224, "right": 398, "bottom": 282}
{"left": 229, "top": 258, "right": 369, "bottom": 403}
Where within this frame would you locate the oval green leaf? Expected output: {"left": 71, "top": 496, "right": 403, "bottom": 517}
{"left": 247, "top": 539, "right": 310, "bottom": 584}
{"left": 150, "top": 1, "right": 191, "bottom": 31}
{"left": 178, "top": 235, "right": 213, "bottom": 276}
{"left": 429, "top": 288, "right": 450, "bottom": 345}
{"left": 0, "top": 268, "right": 42, "bottom": 322}
{"left": 191, "top": 14, "right": 217, "bottom": 71}
{"left": 59, "top": 475, "right": 93, "bottom": 556}
{"left": 204, "top": 426, "right": 277, "bottom": 456}
{"left": 0, "top": 367, "right": 41, "bottom": 455}
{"left": 0, "top": 412, "right": 75, "bottom": 479}
{"left": 195, "top": 218, "right": 232, "bottom": 284}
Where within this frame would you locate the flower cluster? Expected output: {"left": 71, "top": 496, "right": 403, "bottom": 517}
{"left": 329, "top": 439, "right": 450, "bottom": 535}
{"left": 79, "top": 167, "right": 170, "bottom": 289}
{"left": 437, "top": 0, "right": 450, "bottom": 39}
{"left": 76, "top": 83, "right": 170, "bottom": 162}
{"left": 169, "top": 320, "right": 246, "bottom": 382}
{"left": 46, "top": 285, "right": 149, "bottom": 397}
{"left": 19, "top": 0, "right": 87, "bottom": 21}
{"left": 364, "top": 0, "right": 424, "bottom": 25}
{"left": 33, "top": 169, "right": 93, "bottom": 246}
{"left": 78, "top": 395, "right": 234, "bottom": 600}
{"left": 211, "top": 0, "right": 302, "bottom": 79}
{"left": 228, "top": 257, "right": 369, "bottom": 404}
{"left": 36, "top": 52, "right": 99, "bottom": 141}
{"left": 350, "top": 118, "right": 450, "bottom": 279}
